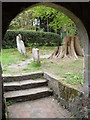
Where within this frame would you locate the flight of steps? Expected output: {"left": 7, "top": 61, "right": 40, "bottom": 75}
{"left": 4, "top": 78, "right": 52, "bottom": 103}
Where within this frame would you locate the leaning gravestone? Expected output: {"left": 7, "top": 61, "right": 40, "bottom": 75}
{"left": 32, "top": 48, "right": 40, "bottom": 63}
{"left": 16, "top": 34, "right": 27, "bottom": 58}
{"left": 16, "top": 34, "right": 22, "bottom": 53}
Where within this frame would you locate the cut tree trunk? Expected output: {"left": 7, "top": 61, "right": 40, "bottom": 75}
{"left": 50, "top": 36, "right": 84, "bottom": 59}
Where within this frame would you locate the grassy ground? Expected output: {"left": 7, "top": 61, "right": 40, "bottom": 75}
{"left": 1, "top": 48, "right": 31, "bottom": 65}
{"left": 1, "top": 46, "right": 83, "bottom": 87}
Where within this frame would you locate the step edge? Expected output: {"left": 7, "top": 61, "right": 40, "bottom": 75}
{"left": 4, "top": 89, "right": 52, "bottom": 98}
{"left": 4, "top": 80, "right": 48, "bottom": 87}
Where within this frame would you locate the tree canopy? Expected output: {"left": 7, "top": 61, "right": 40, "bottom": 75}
{"left": 9, "top": 5, "right": 77, "bottom": 36}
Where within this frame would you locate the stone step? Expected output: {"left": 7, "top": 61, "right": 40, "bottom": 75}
{"left": 4, "top": 87, "right": 52, "bottom": 103}
{"left": 4, "top": 79, "right": 48, "bottom": 92}
{"left": 3, "top": 72, "right": 44, "bottom": 82}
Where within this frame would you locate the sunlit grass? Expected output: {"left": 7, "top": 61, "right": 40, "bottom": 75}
{"left": 22, "top": 61, "right": 41, "bottom": 72}
{"left": 62, "top": 72, "right": 83, "bottom": 86}
{"left": 1, "top": 47, "right": 83, "bottom": 86}
{"left": 1, "top": 48, "right": 31, "bottom": 66}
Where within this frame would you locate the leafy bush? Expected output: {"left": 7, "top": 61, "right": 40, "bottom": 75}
{"left": 3, "top": 30, "right": 62, "bottom": 48}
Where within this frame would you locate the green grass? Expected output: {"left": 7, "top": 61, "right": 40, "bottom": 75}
{"left": 63, "top": 72, "right": 83, "bottom": 86}
{"left": 22, "top": 61, "right": 41, "bottom": 72}
{"left": 6, "top": 100, "right": 12, "bottom": 106}
{"left": 39, "top": 46, "right": 55, "bottom": 55}
{"left": 1, "top": 48, "right": 31, "bottom": 73}
{"left": 1, "top": 48, "right": 31, "bottom": 65}
{"left": 31, "top": 61, "right": 41, "bottom": 67}
{"left": 1, "top": 46, "right": 83, "bottom": 86}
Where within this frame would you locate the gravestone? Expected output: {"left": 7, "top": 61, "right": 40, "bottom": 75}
{"left": 32, "top": 48, "right": 40, "bottom": 63}
{"left": 16, "top": 34, "right": 27, "bottom": 57}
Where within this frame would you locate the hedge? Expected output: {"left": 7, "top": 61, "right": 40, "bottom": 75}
{"left": 3, "top": 30, "right": 62, "bottom": 49}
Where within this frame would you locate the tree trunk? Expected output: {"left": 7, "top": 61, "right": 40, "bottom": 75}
{"left": 50, "top": 36, "right": 83, "bottom": 59}
{"left": 74, "top": 37, "right": 83, "bottom": 56}
{"left": 47, "top": 17, "right": 49, "bottom": 32}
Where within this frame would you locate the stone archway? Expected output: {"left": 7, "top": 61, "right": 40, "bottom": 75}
{"left": 1, "top": 2, "right": 90, "bottom": 118}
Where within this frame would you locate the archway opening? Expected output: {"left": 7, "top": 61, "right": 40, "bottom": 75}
{"left": 2, "top": 3, "right": 89, "bottom": 118}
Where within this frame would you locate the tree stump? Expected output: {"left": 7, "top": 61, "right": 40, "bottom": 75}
{"left": 50, "top": 36, "right": 84, "bottom": 59}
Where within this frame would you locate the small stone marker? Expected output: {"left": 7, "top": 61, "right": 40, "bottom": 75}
{"left": 32, "top": 48, "right": 40, "bottom": 63}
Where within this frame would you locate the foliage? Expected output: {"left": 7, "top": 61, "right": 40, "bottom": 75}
{"left": 6, "top": 100, "right": 12, "bottom": 106}
{"left": 49, "top": 12, "right": 77, "bottom": 35}
{"left": 9, "top": 5, "right": 77, "bottom": 36}
{"left": 3, "top": 30, "right": 62, "bottom": 48}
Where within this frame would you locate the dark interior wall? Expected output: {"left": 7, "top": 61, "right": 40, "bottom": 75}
{"left": 2, "top": 2, "right": 90, "bottom": 40}
{"left": 2, "top": 2, "right": 35, "bottom": 38}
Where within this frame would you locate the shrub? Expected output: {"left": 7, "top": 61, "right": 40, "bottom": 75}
{"left": 3, "top": 30, "right": 62, "bottom": 48}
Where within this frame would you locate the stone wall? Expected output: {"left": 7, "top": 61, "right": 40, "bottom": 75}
{"left": 3, "top": 72, "right": 88, "bottom": 118}
{"left": 44, "top": 73, "right": 86, "bottom": 118}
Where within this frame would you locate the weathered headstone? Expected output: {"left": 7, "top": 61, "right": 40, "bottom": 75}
{"left": 16, "top": 34, "right": 27, "bottom": 57}
{"left": 32, "top": 48, "right": 40, "bottom": 63}
{"left": 16, "top": 34, "right": 22, "bottom": 53}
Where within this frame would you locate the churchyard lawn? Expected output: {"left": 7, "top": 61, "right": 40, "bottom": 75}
{"left": 1, "top": 46, "right": 83, "bottom": 88}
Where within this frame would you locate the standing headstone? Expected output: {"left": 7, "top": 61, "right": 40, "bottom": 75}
{"left": 16, "top": 34, "right": 22, "bottom": 53}
{"left": 32, "top": 48, "right": 40, "bottom": 63}
{"left": 16, "top": 34, "right": 27, "bottom": 57}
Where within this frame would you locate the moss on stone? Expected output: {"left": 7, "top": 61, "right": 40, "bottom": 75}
{"left": 58, "top": 81, "right": 79, "bottom": 102}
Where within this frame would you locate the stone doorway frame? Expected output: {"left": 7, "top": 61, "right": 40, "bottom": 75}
{"left": 1, "top": 2, "right": 89, "bottom": 118}
{"left": 11, "top": 2, "right": 89, "bottom": 97}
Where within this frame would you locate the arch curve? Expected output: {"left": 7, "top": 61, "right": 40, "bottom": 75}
{"left": 2, "top": 2, "right": 90, "bottom": 118}
{"left": 3, "top": 2, "right": 89, "bottom": 96}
